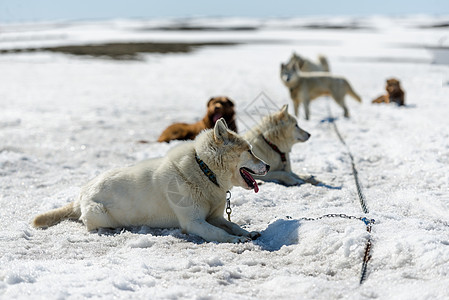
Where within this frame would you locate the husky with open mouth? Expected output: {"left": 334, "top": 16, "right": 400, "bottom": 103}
{"left": 33, "top": 119, "right": 269, "bottom": 243}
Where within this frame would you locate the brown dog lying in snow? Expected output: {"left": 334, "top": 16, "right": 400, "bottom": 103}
{"left": 372, "top": 78, "right": 405, "bottom": 106}
{"left": 157, "top": 96, "right": 237, "bottom": 143}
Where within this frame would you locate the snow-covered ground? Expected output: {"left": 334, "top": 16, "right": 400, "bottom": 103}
{"left": 1, "top": 16, "right": 449, "bottom": 299}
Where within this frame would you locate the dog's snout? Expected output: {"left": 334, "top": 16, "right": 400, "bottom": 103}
{"left": 265, "top": 164, "right": 270, "bottom": 173}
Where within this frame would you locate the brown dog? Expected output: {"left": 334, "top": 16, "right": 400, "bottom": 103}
{"left": 157, "top": 96, "right": 237, "bottom": 143}
{"left": 372, "top": 78, "right": 405, "bottom": 106}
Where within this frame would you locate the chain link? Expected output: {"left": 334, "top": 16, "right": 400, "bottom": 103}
{"left": 326, "top": 102, "right": 373, "bottom": 284}
{"left": 226, "top": 191, "right": 232, "bottom": 222}
{"left": 360, "top": 237, "right": 373, "bottom": 284}
{"left": 290, "top": 213, "right": 375, "bottom": 227}
{"left": 288, "top": 212, "right": 375, "bottom": 284}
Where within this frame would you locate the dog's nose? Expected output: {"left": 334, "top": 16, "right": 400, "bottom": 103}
{"left": 265, "top": 164, "right": 270, "bottom": 173}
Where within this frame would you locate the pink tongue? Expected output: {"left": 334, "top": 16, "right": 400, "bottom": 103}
{"left": 253, "top": 181, "right": 259, "bottom": 193}
{"left": 241, "top": 169, "right": 259, "bottom": 193}
{"left": 213, "top": 114, "right": 222, "bottom": 123}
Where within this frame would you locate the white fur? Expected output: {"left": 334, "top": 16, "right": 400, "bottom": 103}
{"left": 286, "top": 52, "right": 330, "bottom": 72}
{"left": 280, "top": 63, "right": 362, "bottom": 120}
{"left": 244, "top": 105, "right": 315, "bottom": 186}
{"left": 33, "top": 119, "right": 269, "bottom": 243}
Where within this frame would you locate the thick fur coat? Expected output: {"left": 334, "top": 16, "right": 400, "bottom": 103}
{"left": 33, "top": 119, "right": 269, "bottom": 243}
{"left": 285, "top": 52, "right": 330, "bottom": 72}
{"left": 372, "top": 78, "right": 405, "bottom": 106}
{"left": 244, "top": 105, "right": 317, "bottom": 186}
{"left": 280, "top": 63, "right": 362, "bottom": 120}
{"left": 158, "top": 96, "right": 237, "bottom": 143}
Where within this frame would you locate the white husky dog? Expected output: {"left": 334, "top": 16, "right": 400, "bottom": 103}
{"left": 286, "top": 52, "right": 330, "bottom": 72}
{"left": 244, "top": 105, "right": 317, "bottom": 186}
{"left": 280, "top": 63, "right": 362, "bottom": 120}
{"left": 33, "top": 119, "right": 270, "bottom": 243}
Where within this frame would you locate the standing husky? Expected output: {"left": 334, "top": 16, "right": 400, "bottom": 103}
{"left": 286, "top": 52, "right": 330, "bottom": 72}
{"left": 33, "top": 119, "right": 270, "bottom": 243}
{"left": 280, "top": 63, "right": 362, "bottom": 120}
{"left": 244, "top": 105, "right": 317, "bottom": 186}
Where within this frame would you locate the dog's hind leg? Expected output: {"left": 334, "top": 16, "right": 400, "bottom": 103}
{"left": 80, "top": 201, "right": 119, "bottom": 231}
{"left": 333, "top": 95, "right": 349, "bottom": 118}
{"left": 302, "top": 99, "right": 311, "bottom": 120}
{"left": 292, "top": 99, "right": 300, "bottom": 117}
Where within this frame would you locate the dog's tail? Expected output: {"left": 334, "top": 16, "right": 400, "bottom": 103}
{"left": 318, "top": 55, "right": 330, "bottom": 72}
{"left": 346, "top": 83, "right": 362, "bottom": 103}
{"left": 33, "top": 202, "right": 81, "bottom": 228}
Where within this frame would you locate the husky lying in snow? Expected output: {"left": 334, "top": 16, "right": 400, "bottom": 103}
{"left": 280, "top": 63, "right": 362, "bottom": 120}
{"left": 33, "top": 119, "right": 270, "bottom": 243}
{"left": 244, "top": 105, "right": 318, "bottom": 186}
{"left": 285, "top": 52, "right": 330, "bottom": 72}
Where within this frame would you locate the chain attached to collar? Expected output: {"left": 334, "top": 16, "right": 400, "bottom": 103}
{"left": 226, "top": 191, "right": 232, "bottom": 221}
{"left": 261, "top": 135, "right": 287, "bottom": 164}
{"left": 195, "top": 153, "right": 232, "bottom": 221}
{"left": 195, "top": 152, "right": 219, "bottom": 187}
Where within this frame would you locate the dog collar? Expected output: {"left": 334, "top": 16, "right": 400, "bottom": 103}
{"left": 261, "top": 135, "right": 287, "bottom": 164}
{"left": 195, "top": 152, "right": 219, "bottom": 187}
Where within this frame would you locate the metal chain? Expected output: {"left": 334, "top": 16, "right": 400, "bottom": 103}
{"left": 360, "top": 236, "right": 373, "bottom": 284}
{"left": 297, "top": 213, "right": 363, "bottom": 222}
{"left": 327, "top": 108, "right": 369, "bottom": 214}
{"left": 292, "top": 213, "right": 375, "bottom": 284}
{"left": 293, "top": 213, "right": 375, "bottom": 227}
{"left": 325, "top": 102, "right": 374, "bottom": 284}
{"left": 226, "top": 191, "right": 232, "bottom": 221}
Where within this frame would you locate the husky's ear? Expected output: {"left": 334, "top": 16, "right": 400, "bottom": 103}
{"left": 214, "top": 118, "right": 229, "bottom": 143}
{"left": 221, "top": 118, "right": 229, "bottom": 129}
{"left": 292, "top": 62, "right": 298, "bottom": 71}
{"left": 280, "top": 104, "right": 289, "bottom": 119}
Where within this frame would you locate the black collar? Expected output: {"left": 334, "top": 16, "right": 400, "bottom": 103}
{"left": 195, "top": 152, "right": 219, "bottom": 187}
{"left": 261, "top": 135, "right": 287, "bottom": 164}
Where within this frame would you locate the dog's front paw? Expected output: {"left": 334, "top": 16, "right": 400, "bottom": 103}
{"left": 248, "top": 231, "right": 261, "bottom": 240}
{"left": 230, "top": 236, "right": 252, "bottom": 243}
{"left": 294, "top": 179, "right": 306, "bottom": 186}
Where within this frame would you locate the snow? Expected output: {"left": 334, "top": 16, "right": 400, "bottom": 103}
{"left": 1, "top": 15, "right": 449, "bottom": 299}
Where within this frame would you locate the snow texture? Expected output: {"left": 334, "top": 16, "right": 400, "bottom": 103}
{"left": 1, "top": 15, "right": 449, "bottom": 299}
